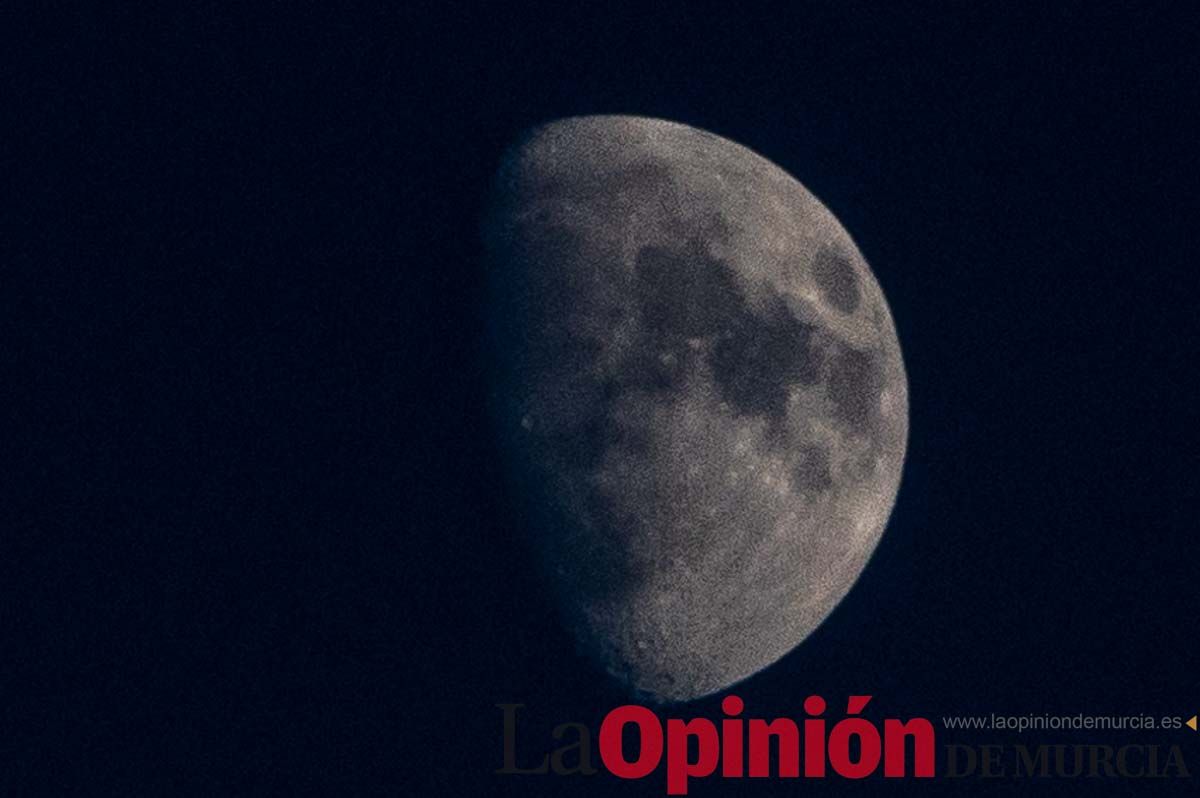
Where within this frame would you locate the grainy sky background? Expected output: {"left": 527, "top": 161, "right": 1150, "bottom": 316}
{"left": 7, "top": 3, "right": 1199, "bottom": 793}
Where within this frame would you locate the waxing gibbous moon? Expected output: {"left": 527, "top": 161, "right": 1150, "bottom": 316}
{"left": 484, "top": 115, "right": 907, "bottom": 703}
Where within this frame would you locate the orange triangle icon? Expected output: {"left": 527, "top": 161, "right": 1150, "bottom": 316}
{"left": 1187, "top": 715, "right": 1197, "bottom": 731}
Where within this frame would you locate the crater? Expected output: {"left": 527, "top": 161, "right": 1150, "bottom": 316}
{"left": 812, "top": 245, "right": 861, "bottom": 314}
{"left": 826, "top": 346, "right": 885, "bottom": 430}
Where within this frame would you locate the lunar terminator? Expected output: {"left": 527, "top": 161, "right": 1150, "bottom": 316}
{"left": 485, "top": 115, "right": 907, "bottom": 702}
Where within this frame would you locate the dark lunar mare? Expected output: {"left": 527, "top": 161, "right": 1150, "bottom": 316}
{"left": 485, "top": 205, "right": 887, "bottom": 599}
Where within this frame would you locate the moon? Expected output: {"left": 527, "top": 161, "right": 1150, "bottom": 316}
{"left": 484, "top": 115, "right": 907, "bottom": 703}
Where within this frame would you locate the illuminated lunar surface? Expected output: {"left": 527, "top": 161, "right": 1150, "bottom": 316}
{"left": 484, "top": 115, "right": 907, "bottom": 702}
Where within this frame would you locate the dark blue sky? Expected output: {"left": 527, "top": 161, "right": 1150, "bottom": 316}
{"left": 8, "top": 2, "right": 1199, "bottom": 793}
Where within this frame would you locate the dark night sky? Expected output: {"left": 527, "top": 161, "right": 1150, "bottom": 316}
{"left": 7, "top": 2, "right": 1200, "bottom": 794}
